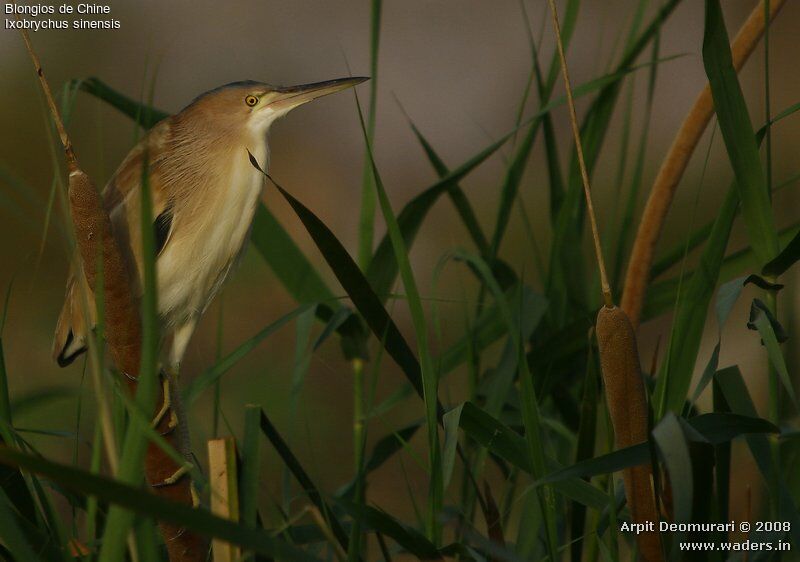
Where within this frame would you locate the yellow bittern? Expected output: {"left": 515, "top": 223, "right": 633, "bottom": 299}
{"left": 53, "top": 77, "right": 367, "bottom": 375}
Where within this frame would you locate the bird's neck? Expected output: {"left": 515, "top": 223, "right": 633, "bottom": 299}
{"left": 162, "top": 119, "right": 269, "bottom": 202}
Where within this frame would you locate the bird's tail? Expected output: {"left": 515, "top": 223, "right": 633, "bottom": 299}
{"left": 53, "top": 271, "right": 95, "bottom": 367}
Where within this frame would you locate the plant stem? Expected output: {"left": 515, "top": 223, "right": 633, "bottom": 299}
{"left": 766, "top": 288, "right": 781, "bottom": 522}
{"left": 348, "top": 358, "right": 366, "bottom": 562}
{"left": 763, "top": 0, "right": 780, "bottom": 519}
{"left": 621, "top": 0, "right": 788, "bottom": 327}
{"left": 357, "top": 0, "right": 383, "bottom": 269}
{"left": 545, "top": 0, "right": 613, "bottom": 308}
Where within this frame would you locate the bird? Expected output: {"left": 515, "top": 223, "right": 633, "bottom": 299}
{"left": 53, "top": 77, "right": 367, "bottom": 375}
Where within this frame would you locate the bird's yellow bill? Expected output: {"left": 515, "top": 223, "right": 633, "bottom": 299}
{"left": 266, "top": 77, "right": 368, "bottom": 110}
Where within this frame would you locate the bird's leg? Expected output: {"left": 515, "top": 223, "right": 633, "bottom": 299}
{"left": 151, "top": 369, "right": 179, "bottom": 433}
{"left": 150, "top": 369, "right": 192, "bottom": 489}
{"left": 152, "top": 320, "right": 197, "bottom": 433}
{"left": 151, "top": 374, "right": 170, "bottom": 429}
{"left": 150, "top": 320, "right": 198, "bottom": 490}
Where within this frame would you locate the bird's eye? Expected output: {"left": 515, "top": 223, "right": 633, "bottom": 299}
{"left": 245, "top": 95, "right": 258, "bottom": 107}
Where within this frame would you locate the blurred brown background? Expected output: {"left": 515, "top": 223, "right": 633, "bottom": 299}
{"left": 1, "top": 0, "right": 799, "bottom": 524}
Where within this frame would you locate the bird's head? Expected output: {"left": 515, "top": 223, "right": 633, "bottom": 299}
{"left": 182, "top": 77, "right": 369, "bottom": 138}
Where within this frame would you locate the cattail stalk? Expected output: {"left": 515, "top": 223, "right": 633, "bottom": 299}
{"left": 16, "top": 25, "right": 206, "bottom": 561}
{"left": 621, "top": 0, "right": 787, "bottom": 327}
{"left": 545, "top": 1, "right": 662, "bottom": 558}
{"left": 545, "top": 0, "right": 612, "bottom": 308}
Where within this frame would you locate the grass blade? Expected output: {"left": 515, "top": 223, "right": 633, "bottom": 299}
{"left": 652, "top": 99, "right": 792, "bottom": 414}
{"left": 441, "top": 405, "right": 463, "bottom": 491}
{"left": 455, "top": 402, "right": 609, "bottom": 510}
{"left": 74, "top": 77, "right": 168, "bottom": 128}
{"left": 652, "top": 414, "right": 699, "bottom": 557}
{"left": 355, "top": 94, "right": 443, "bottom": 544}
{"left": 763, "top": 229, "right": 800, "bottom": 277}
{"left": 247, "top": 153, "right": 446, "bottom": 420}
{"left": 401, "top": 114, "right": 489, "bottom": 255}
{"left": 0, "top": 445, "right": 319, "bottom": 561}
{"left": 715, "top": 367, "right": 800, "bottom": 546}
{"left": 99, "top": 141, "right": 161, "bottom": 562}
{"left": 491, "top": 0, "right": 582, "bottom": 254}
{"left": 336, "top": 423, "right": 420, "bottom": 499}
{"left": 611, "top": 33, "right": 661, "bottom": 290}
{"left": 250, "top": 204, "right": 336, "bottom": 305}
{"left": 367, "top": 62, "right": 666, "bottom": 301}
{"left": 0, "top": 488, "right": 39, "bottom": 562}
{"left": 747, "top": 298, "right": 798, "bottom": 410}
{"left": 570, "top": 335, "right": 599, "bottom": 562}
{"left": 651, "top": 100, "right": 800, "bottom": 279}
{"left": 702, "top": 0, "right": 778, "bottom": 266}
{"left": 643, "top": 224, "right": 799, "bottom": 322}
{"left": 336, "top": 500, "right": 440, "bottom": 560}
{"left": 539, "top": 412, "right": 777, "bottom": 485}
{"left": 258, "top": 410, "right": 350, "bottom": 554}
{"left": 356, "top": 0, "right": 383, "bottom": 269}
{"left": 653, "top": 181, "right": 736, "bottom": 416}
{"left": 240, "top": 405, "right": 261, "bottom": 530}
{"left": 183, "top": 304, "right": 314, "bottom": 407}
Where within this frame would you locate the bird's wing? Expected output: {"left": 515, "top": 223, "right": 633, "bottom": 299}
{"left": 102, "top": 117, "right": 173, "bottom": 215}
{"left": 102, "top": 118, "right": 176, "bottom": 282}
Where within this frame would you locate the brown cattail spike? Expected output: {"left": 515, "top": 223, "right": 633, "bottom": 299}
{"left": 596, "top": 305, "right": 662, "bottom": 562}
{"left": 68, "top": 168, "right": 142, "bottom": 376}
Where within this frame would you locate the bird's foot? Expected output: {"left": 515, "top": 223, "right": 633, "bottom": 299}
{"left": 151, "top": 462, "right": 193, "bottom": 489}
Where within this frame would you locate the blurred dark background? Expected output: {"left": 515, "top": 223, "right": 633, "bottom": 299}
{"left": 1, "top": 0, "right": 799, "bottom": 523}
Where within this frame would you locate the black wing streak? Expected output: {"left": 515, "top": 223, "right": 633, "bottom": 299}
{"left": 154, "top": 207, "right": 173, "bottom": 257}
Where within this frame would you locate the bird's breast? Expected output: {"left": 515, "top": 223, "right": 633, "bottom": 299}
{"left": 156, "top": 144, "right": 267, "bottom": 325}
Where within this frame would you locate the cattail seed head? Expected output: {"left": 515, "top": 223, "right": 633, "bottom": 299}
{"left": 596, "top": 305, "right": 662, "bottom": 562}
{"left": 68, "top": 168, "right": 142, "bottom": 379}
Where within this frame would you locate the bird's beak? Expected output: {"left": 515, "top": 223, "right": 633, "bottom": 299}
{"left": 266, "top": 77, "right": 369, "bottom": 111}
